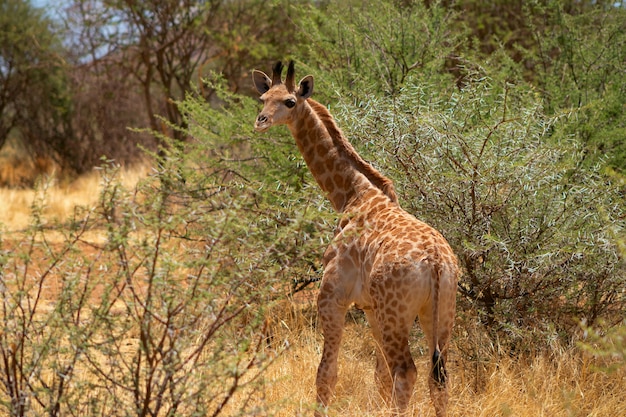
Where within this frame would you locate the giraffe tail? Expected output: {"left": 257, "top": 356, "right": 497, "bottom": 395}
{"left": 431, "top": 261, "right": 447, "bottom": 386}
{"left": 432, "top": 349, "right": 446, "bottom": 386}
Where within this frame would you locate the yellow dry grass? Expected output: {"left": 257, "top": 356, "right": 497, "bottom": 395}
{"left": 256, "top": 305, "right": 626, "bottom": 417}
{"left": 0, "top": 165, "right": 149, "bottom": 233}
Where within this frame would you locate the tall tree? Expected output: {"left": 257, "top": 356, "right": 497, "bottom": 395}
{"left": 63, "top": 0, "right": 296, "bottom": 148}
{"left": 63, "top": 0, "right": 216, "bottom": 144}
{"left": 0, "top": 0, "right": 67, "bottom": 151}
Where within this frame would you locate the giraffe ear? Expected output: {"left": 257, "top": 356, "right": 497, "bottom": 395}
{"left": 297, "top": 75, "right": 314, "bottom": 100}
{"left": 252, "top": 70, "right": 272, "bottom": 94}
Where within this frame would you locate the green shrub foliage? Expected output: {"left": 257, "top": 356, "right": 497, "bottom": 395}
{"left": 335, "top": 71, "right": 625, "bottom": 338}
{"left": 294, "top": 0, "right": 625, "bottom": 341}
{"left": 0, "top": 81, "right": 331, "bottom": 415}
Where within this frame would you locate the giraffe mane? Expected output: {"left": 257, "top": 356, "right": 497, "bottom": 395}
{"left": 307, "top": 99, "right": 399, "bottom": 204}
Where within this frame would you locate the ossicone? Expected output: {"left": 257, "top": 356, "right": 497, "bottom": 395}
{"left": 285, "top": 61, "right": 296, "bottom": 92}
{"left": 271, "top": 61, "right": 284, "bottom": 86}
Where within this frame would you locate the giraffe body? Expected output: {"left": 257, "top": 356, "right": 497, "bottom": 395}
{"left": 253, "top": 61, "right": 459, "bottom": 417}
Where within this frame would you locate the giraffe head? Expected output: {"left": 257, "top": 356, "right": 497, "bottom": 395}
{"left": 252, "top": 61, "right": 314, "bottom": 132}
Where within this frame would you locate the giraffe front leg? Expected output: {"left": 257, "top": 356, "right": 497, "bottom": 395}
{"left": 314, "top": 281, "right": 348, "bottom": 417}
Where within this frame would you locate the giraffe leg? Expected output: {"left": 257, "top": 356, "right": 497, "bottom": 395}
{"left": 434, "top": 268, "right": 457, "bottom": 417}
{"left": 427, "top": 331, "right": 450, "bottom": 417}
{"left": 314, "top": 282, "right": 348, "bottom": 417}
{"left": 424, "top": 328, "right": 449, "bottom": 417}
{"left": 419, "top": 307, "right": 453, "bottom": 417}
{"left": 377, "top": 319, "right": 417, "bottom": 415}
{"left": 364, "top": 309, "right": 393, "bottom": 405}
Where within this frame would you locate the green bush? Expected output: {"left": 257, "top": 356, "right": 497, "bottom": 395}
{"left": 288, "top": 0, "right": 625, "bottom": 345}
{"left": 334, "top": 71, "right": 625, "bottom": 342}
{"left": 295, "top": 0, "right": 460, "bottom": 98}
{"left": 0, "top": 79, "right": 332, "bottom": 415}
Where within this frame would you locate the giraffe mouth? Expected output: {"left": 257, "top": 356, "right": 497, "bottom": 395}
{"left": 255, "top": 114, "right": 272, "bottom": 132}
{"left": 254, "top": 122, "right": 271, "bottom": 132}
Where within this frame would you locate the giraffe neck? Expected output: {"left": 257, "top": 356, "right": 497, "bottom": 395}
{"left": 287, "top": 99, "right": 398, "bottom": 213}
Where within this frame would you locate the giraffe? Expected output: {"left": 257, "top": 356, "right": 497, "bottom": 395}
{"left": 252, "top": 61, "right": 459, "bottom": 417}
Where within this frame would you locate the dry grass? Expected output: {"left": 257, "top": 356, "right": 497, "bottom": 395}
{"left": 259, "top": 304, "right": 626, "bottom": 417}
{"left": 1, "top": 166, "right": 623, "bottom": 416}
{"left": 0, "top": 165, "right": 149, "bottom": 233}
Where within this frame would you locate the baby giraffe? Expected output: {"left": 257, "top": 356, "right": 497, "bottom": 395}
{"left": 252, "top": 61, "right": 459, "bottom": 417}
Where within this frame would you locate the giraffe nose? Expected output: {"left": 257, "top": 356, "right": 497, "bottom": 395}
{"left": 255, "top": 113, "right": 271, "bottom": 132}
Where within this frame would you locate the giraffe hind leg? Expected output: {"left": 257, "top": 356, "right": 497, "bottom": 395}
{"left": 419, "top": 307, "right": 451, "bottom": 417}
{"left": 377, "top": 320, "right": 417, "bottom": 414}
{"left": 428, "top": 334, "right": 451, "bottom": 417}
{"left": 429, "top": 371, "right": 449, "bottom": 417}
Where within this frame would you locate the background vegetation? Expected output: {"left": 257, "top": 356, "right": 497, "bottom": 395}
{"left": 0, "top": 0, "right": 624, "bottom": 415}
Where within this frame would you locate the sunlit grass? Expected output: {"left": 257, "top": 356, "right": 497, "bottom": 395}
{"left": 0, "top": 164, "right": 149, "bottom": 232}
{"left": 261, "top": 307, "right": 626, "bottom": 417}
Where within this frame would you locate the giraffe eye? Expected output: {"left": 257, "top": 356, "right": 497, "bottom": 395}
{"left": 284, "top": 99, "right": 296, "bottom": 108}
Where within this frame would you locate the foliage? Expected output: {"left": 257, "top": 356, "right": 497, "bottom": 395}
{"left": 448, "top": 0, "right": 626, "bottom": 173}
{"left": 285, "top": 0, "right": 626, "bottom": 344}
{"left": 334, "top": 70, "right": 625, "bottom": 341}
{"left": 63, "top": 0, "right": 297, "bottom": 143}
{"left": 0, "top": 0, "right": 154, "bottom": 177}
{"left": 0, "top": 79, "right": 332, "bottom": 415}
{"left": 0, "top": 179, "right": 105, "bottom": 416}
{"left": 296, "top": 0, "right": 461, "bottom": 97}
{"left": 2, "top": 0, "right": 623, "bottom": 177}
{"left": 175, "top": 75, "right": 333, "bottom": 287}
{"left": 0, "top": 0, "right": 301, "bottom": 179}
{"left": 580, "top": 321, "right": 626, "bottom": 374}
{"left": 0, "top": 0, "right": 69, "bottom": 155}
{"left": 532, "top": 3, "right": 626, "bottom": 173}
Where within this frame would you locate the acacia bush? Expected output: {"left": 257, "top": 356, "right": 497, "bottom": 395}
{"left": 296, "top": 0, "right": 460, "bottom": 98}
{"left": 465, "top": 0, "right": 626, "bottom": 174}
{"left": 292, "top": 0, "right": 625, "bottom": 347}
{"left": 335, "top": 71, "right": 625, "bottom": 343}
{"left": 0, "top": 79, "right": 331, "bottom": 415}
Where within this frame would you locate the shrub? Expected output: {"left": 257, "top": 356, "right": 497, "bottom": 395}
{"left": 296, "top": 0, "right": 461, "bottom": 98}
{"left": 0, "top": 78, "right": 332, "bottom": 415}
{"left": 335, "top": 71, "right": 625, "bottom": 343}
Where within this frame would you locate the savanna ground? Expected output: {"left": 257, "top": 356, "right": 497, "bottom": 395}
{"left": 0, "top": 164, "right": 623, "bottom": 416}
